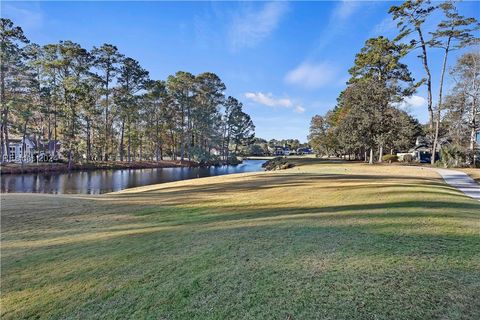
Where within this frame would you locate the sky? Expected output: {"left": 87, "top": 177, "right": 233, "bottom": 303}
{"left": 2, "top": 0, "right": 479, "bottom": 142}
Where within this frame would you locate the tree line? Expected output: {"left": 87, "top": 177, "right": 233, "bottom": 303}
{"left": 309, "top": 0, "right": 479, "bottom": 166}
{"left": 0, "top": 18, "right": 255, "bottom": 167}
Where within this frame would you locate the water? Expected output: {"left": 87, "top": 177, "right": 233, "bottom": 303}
{"left": 1, "top": 160, "right": 266, "bottom": 194}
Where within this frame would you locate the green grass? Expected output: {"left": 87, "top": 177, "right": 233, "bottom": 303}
{"left": 1, "top": 161, "right": 479, "bottom": 319}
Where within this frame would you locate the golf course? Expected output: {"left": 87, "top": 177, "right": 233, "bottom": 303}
{"left": 2, "top": 159, "right": 479, "bottom": 319}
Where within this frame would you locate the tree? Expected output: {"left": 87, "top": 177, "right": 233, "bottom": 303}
{"left": 144, "top": 80, "right": 168, "bottom": 161}
{"left": 308, "top": 115, "right": 330, "bottom": 156}
{"left": 348, "top": 36, "right": 417, "bottom": 162}
{"left": 115, "top": 57, "right": 149, "bottom": 161}
{"left": 54, "top": 41, "right": 92, "bottom": 168}
{"left": 193, "top": 72, "right": 225, "bottom": 158}
{"left": 92, "top": 44, "right": 123, "bottom": 160}
{"left": 166, "top": 71, "right": 196, "bottom": 161}
{"left": 444, "top": 52, "right": 480, "bottom": 165}
{"left": 348, "top": 36, "right": 415, "bottom": 94}
{"left": 1, "top": 19, "right": 256, "bottom": 167}
{"left": 389, "top": 0, "right": 436, "bottom": 129}
{"left": 0, "top": 18, "right": 29, "bottom": 162}
{"left": 429, "top": 0, "right": 479, "bottom": 163}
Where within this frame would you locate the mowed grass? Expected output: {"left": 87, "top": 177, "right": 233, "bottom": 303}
{"left": 1, "top": 161, "right": 480, "bottom": 319}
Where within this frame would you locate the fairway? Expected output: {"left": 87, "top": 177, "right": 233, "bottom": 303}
{"left": 2, "top": 161, "right": 480, "bottom": 319}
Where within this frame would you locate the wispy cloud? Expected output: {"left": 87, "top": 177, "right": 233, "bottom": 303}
{"left": 312, "top": 0, "right": 364, "bottom": 51}
{"left": 244, "top": 92, "right": 305, "bottom": 113}
{"left": 229, "top": 2, "right": 289, "bottom": 51}
{"left": 294, "top": 105, "right": 306, "bottom": 114}
{"left": 284, "top": 61, "right": 338, "bottom": 89}
{"left": 370, "top": 16, "right": 397, "bottom": 37}
{"left": 245, "top": 92, "right": 292, "bottom": 107}
{"left": 2, "top": 3, "right": 44, "bottom": 31}
{"left": 332, "top": 0, "right": 362, "bottom": 21}
{"left": 395, "top": 95, "right": 427, "bottom": 110}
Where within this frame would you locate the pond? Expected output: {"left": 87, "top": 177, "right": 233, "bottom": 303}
{"left": 1, "top": 160, "right": 266, "bottom": 194}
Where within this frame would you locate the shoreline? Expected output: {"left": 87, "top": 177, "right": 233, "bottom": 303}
{"left": 0, "top": 158, "right": 249, "bottom": 175}
{"left": 0, "top": 160, "right": 194, "bottom": 174}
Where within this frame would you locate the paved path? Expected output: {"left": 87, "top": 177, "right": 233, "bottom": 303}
{"left": 435, "top": 168, "right": 480, "bottom": 201}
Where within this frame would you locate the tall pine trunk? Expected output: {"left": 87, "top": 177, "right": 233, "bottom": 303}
{"left": 416, "top": 27, "right": 434, "bottom": 130}
{"left": 432, "top": 39, "right": 451, "bottom": 164}
{"left": 127, "top": 119, "right": 131, "bottom": 162}
{"left": 86, "top": 118, "right": 92, "bottom": 161}
{"left": 470, "top": 97, "right": 478, "bottom": 166}
{"left": 119, "top": 119, "right": 125, "bottom": 161}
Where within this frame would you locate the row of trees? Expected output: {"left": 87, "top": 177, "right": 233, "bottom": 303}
{"left": 309, "top": 0, "right": 478, "bottom": 166}
{"left": 0, "top": 18, "right": 255, "bottom": 167}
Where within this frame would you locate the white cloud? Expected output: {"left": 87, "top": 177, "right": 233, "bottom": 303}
{"left": 333, "top": 0, "right": 361, "bottom": 21}
{"left": 395, "top": 95, "right": 427, "bottom": 109}
{"left": 244, "top": 92, "right": 305, "bottom": 113}
{"left": 2, "top": 3, "right": 44, "bottom": 31}
{"left": 229, "top": 2, "right": 289, "bottom": 50}
{"left": 370, "top": 16, "right": 397, "bottom": 37}
{"left": 311, "top": 1, "right": 373, "bottom": 52}
{"left": 294, "top": 105, "right": 306, "bottom": 114}
{"left": 284, "top": 61, "right": 338, "bottom": 89}
{"left": 245, "top": 92, "right": 293, "bottom": 108}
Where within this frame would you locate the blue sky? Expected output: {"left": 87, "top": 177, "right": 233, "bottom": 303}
{"left": 3, "top": 1, "right": 479, "bottom": 141}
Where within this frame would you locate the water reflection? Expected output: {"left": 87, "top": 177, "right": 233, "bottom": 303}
{"left": 1, "top": 160, "right": 265, "bottom": 194}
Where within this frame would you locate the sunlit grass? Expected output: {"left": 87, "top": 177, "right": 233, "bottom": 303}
{"left": 1, "top": 161, "right": 479, "bottom": 319}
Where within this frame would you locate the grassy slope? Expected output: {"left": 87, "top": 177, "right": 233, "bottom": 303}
{"left": 1, "top": 161, "right": 480, "bottom": 319}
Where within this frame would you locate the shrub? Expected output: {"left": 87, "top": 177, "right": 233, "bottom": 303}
{"left": 439, "top": 144, "right": 466, "bottom": 168}
{"left": 262, "top": 157, "right": 295, "bottom": 171}
{"left": 226, "top": 155, "right": 242, "bottom": 165}
{"left": 382, "top": 154, "right": 398, "bottom": 163}
{"left": 402, "top": 154, "right": 414, "bottom": 163}
{"left": 190, "top": 147, "right": 221, "bottom": 166}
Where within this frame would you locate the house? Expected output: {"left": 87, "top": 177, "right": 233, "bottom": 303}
{"left": 6, "top": 137, "right": 37, "bottom": 163}
{"left": 297, "top": 147, "right": 313, "bottom": 155}
{"left": 396, "top": 136, "right": 446, "bottom": 163}
{"left": 272, "top": 145, "right": 291, "bottom": 156}
{"left": 4, "top": 136, "right": 61, "bottom": 163}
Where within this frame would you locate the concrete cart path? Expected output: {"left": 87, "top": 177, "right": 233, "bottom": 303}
{"left": 435, "top": 168, "right": 480, "bottom": 201}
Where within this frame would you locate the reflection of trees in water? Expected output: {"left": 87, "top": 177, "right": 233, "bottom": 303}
{"left": 1, "top": 160, "right": 266, "bottom": 194}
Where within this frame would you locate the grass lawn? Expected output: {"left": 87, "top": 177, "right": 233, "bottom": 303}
{"left": 1, "top": 161, "right": 480, "bottom": 319}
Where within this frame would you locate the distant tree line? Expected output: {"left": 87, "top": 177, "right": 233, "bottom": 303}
{"left": 245, "top": 138, "right": 310, "bottom": 156}
{"left": 0, "top": 18, "right": 255, "bottom": 167}
{"left": 309, "top": 0, "right": 479, "bottom": 166}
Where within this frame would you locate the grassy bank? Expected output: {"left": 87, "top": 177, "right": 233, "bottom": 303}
{"left": 0, "top": 160, "right": 192, "bottom": 174}
{"left": 2, "top": 160, "right": 479, "bottom": 319}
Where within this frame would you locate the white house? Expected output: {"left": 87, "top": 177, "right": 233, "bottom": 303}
{"left": 7, "top": 137, "right": 37, "bottom": 163}
{"left": 5, "top": 136, "right": 61, "bottom": 163}
{"left": 272, "top": 146, "right": 291, "bottom": 156}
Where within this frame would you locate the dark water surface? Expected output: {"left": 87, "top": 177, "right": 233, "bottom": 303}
{"left": 1, "top": 160, "right": 266, "bottom": 194}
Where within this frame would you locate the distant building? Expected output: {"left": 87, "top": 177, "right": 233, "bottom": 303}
{"left": 272, "top": 145, "right": 291, "bottom": 156}
{"left": 396, "top": 136, "right": 447, "bottom": 163}
{"left": 297, "top": 147, "right": 313, "bottom": 155}
{"left": 4, "top": 136, "right": 61, "bottom": 163}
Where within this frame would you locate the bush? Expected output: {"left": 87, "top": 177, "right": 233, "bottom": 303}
{"left": 439, "top": 144, "right": 466, "bottom": 168}
{"left": 190, "top": 147, "right": 221, "bottom": 166}
{"left": 402, "top": 154, "right": 414, "bottom": 163}
{"left": 262, "top": 157, "right": 295, "bottom": 171}
{"left": 226, "top": 154, "right": 242, "bottom": 165}
{"left": 382, "top": 154, "right": 398, "bottom": 163}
